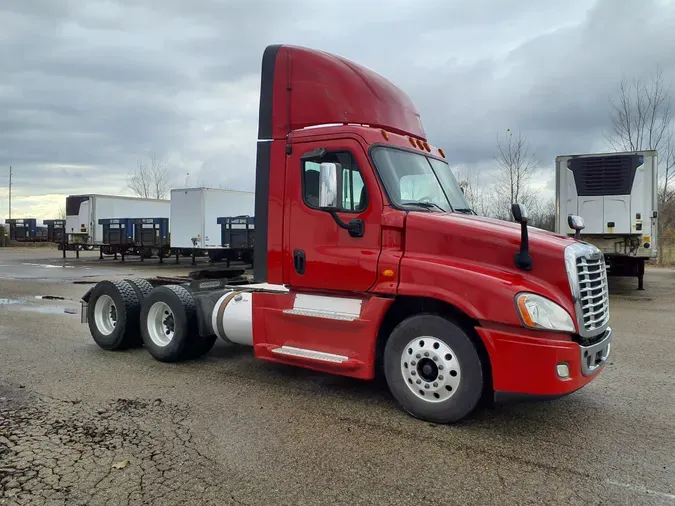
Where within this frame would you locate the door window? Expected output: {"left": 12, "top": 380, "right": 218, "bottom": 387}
{"left": 302, "top": 151, "right": 367, "bottom": 212}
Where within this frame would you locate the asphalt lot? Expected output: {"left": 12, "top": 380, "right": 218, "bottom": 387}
{"left": 1, "top": 247, "right": 674, "bottom": 505}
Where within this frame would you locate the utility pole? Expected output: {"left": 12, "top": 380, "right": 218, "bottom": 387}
{"left": 8, "top": 166, "right": 12, "bottom": 220}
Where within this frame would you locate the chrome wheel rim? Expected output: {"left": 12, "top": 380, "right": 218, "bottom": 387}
{"left": 94, "top": 295, "right": 117, "bottom": 335}
{"left": 401, "top": 336, "right": 461, "bottom": 403}
{"left": 147, "top": 301, "right": 175, "bottom": 347}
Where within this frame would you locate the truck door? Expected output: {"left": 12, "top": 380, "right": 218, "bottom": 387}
{"left": 284, "top": 138, "right": 382, "bottom": 293}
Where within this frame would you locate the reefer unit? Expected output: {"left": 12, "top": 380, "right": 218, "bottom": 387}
{"left": 65, "top": 194, "right": 170, "bottom": 245}
{"left": 169, "top": 188, "right": 255, "bottom": 249}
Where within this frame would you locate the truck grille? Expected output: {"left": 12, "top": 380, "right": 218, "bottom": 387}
{"left": 575, "top": 255, "right": 609, "bottom": 333}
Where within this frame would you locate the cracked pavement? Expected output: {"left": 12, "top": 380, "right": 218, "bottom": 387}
{"left": 1, "top": 248, "right": 675, "bottom": 505}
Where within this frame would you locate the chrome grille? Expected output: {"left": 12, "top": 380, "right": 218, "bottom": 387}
{"left": 575, "top": 254, "right": 609, "bottom": 333}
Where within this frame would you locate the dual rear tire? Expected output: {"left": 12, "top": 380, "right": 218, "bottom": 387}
{"left": 87, "top": 280, "right": 216, "bottom": 361}
{"left": 140, "top": 285, "right": 216, "bottom": 362}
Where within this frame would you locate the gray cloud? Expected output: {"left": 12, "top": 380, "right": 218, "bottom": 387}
{"left": 1, "top": 0, "right": 674, "bottom": 219}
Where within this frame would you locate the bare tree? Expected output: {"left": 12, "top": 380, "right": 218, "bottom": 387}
{"left": 528, "top": 197, "right": 556, "bottom": 231}
{"left": 128, "top": 153, "right": 171, "bottom": 199}
{"left": 56, "top": 206, "right": 66, "bottom": 219}
{"left": 493, "top": 128, "right": 539, "bottom": 219}
{"left": 453, "top": 163, "right": 492, "bottom": 216}
{"left": 606, "top": 67, "right": 675, "bottom": 263}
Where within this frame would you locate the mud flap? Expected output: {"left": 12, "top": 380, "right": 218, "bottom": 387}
{"left": 80, "top": 300, "right": 88, "bottom": 324}
{"left": 80, "top": 286, "right": 93, "bottom": 324}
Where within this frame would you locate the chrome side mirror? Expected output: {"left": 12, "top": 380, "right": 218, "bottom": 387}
{"left": 568, "top": 215, "right": 585, "bottom": 240}
{"left": 319, "top": 162, "right": 342, "bottom": 210}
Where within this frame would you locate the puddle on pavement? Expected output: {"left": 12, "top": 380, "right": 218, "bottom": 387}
{"left": 0, "top": 296, "right": 78, "bottom": 315}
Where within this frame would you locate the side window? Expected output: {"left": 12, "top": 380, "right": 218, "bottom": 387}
{"left": 302, "top": 151, "right": 368, "bottom": 212}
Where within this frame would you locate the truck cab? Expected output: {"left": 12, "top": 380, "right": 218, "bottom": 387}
{"left": 82, "top": 44, "right": 613, "bottom": 424}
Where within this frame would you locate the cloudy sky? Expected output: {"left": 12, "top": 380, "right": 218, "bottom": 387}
{"left": 1, "top": 0, "right": 674, "bottom": 221}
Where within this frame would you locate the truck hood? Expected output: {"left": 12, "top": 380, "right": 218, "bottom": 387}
{"left": 403, "top": 212, "right": 576, "bottom": 302}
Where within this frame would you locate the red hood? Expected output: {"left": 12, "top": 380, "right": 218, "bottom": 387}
{"left": 403, "top": 212, "right": 576, "bottom": 306}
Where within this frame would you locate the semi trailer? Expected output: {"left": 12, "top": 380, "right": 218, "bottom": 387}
{"left": 65, "top": 194, "right": 171, "bottom": 248}
{"left": 169, "top": 187, "right": 255, "bottom": 259}
{"left": 555, "top": 150, "right": 658, "bottom": 290}
{"left": 80, "top": 44, "right": 612, "bottom": 424}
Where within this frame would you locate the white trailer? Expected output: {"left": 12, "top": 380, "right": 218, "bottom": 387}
{"left": 169, "top": 188, "right": 254, "bottom": 250}
{"left": 65, "top": 194, "right": 170, "bottom": 246}
{"left": 555, "top": 149, "right": 658, "bottom": 290}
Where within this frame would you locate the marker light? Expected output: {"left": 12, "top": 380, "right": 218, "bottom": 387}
{"left": 408, "top": 137, "right": 416, "bottom": 147}
{"left": 515, "top": 293, "right": 575, "bottom": 333}
{"left": 416, "top": 139, "right": 424, "bottom": 149}
{"left": 381, "top": 129, "right": 389, "bottom": 141}
{"left": 423, "top": 141, "right": 431, "bottom": 152}
{"left": 438, "top": 148, "right": 445, "bottom": 158}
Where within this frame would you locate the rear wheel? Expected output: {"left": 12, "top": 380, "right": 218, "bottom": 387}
{"left": 123, "top": 278, "right": 154, "bottom": 346}
{"left": 87, "top": 280, "right": 140, "bottom": 350}
{"left": 384, "top": 314, "right": 484, "bottom": 424}
{"left": 140, "top": 285, "right": 199, "bottom": 362}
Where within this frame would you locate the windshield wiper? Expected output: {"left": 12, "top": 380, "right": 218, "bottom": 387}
{"left": 407, "top": 201, "right": 447, "bottom": 212}
{"left": 453, "top": 208, "right": 475, "bottom": 215}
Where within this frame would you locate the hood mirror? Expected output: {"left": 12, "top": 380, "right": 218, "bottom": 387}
{"left": 511, "top": 203, "right": 532, "bottom": 271}
{"left": 568, "top": 215, "right": 585, "bottom": 240}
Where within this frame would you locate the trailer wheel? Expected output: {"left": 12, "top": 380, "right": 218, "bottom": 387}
{"left": 87, "top": 280, "right": 140, "bottom": 351}
{"left": 140, "top": 285, "right": 198, "bottom": 362}
{"left": 383, "top": 314, "right": 484, "bottom": 424}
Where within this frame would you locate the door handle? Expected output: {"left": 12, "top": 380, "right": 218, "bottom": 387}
{"left": 293, "top": 249, "right": 306, "bottom": 275}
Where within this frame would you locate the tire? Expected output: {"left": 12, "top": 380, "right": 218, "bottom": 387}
{"left": 140, "top": 285, "right": 198, "bottom": 362}
{"left": 383, "top": 314, "right": 484, "bottom": 424}
{"left": 124, "top": 278, "right": 154, "bottom": 299}
{"left": 123, "top": 278, "right": 155, "bottom": 347}
{"left": 87, "top": 280, "right": 141, "bottom": 351}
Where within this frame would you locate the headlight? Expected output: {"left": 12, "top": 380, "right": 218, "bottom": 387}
{"left": 515, "top": 293, "right": 575, "bottom": 333}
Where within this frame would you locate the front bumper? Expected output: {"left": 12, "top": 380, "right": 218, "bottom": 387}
{"left": 475, "top": 325, "right": 612, "bottom": 399}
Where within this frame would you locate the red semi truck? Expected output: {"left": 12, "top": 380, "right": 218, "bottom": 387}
{"left": 81, "top": 44, "right": 612, "bottom": 423}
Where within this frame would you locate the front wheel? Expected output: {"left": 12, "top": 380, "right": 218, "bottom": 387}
{"left": 383, "top": 314, "right": 484, "bottom": 424}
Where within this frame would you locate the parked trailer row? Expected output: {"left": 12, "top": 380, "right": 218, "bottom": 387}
{"left": 58, "top": 213, "right": 254, "bottom": 266}
{"left": 2, "top": 219, "right": 66, "bottom": 243}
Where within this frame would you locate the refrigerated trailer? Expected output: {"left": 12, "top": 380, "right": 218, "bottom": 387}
{"left": 65, "top": 194, "right": 170, "bottom": 247}
{"left": 80, "top": 44, "right": 613, "bottom": 425}
{"left": 555, "top": 150, "right": 658, "bottom": 289}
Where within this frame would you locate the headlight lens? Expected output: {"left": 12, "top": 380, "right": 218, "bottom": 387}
{"left": 515, "top": 293, "right": 575, "bottom": 333}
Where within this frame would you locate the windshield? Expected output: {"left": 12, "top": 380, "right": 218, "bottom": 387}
{"left": 371, "top": 146, "right": 471, "bottom": 212}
